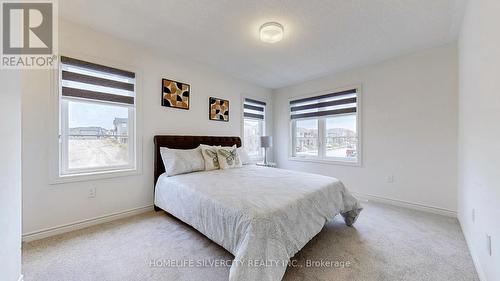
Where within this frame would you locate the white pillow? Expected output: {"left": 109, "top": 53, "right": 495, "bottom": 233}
{"left": 160, "top": 146, "right": 205, "bottom": 176}
{"left": 217, "top": 145, "right": 243, "bottom": 170}
{"left": 237, "top": 147, "right": 251, "bottom": 165}
{"left": 200, "top": 144, "right": 221, "bottom": 170}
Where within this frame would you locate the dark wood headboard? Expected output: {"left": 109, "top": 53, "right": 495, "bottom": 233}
{"left": 153, "top": 135, "right": 242, "bottom": 185}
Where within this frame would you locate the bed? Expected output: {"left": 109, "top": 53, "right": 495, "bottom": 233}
{"left": 153, "top": 135, "right": 362, "bottom": 281}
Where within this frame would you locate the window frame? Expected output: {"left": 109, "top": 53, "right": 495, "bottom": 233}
{"left": 59, "top": 97, "right": 137, "bottom": 176}
{"left": 241, "top": 96, "right": 267, "bottom": 161}
{"left": 243, "top": 117, "right": 265, "bottom": 160}
{"left": 290, "top": 117, "right": 320, "bottom": 158}
{"left": 49, "top": 54, "right": 142, "bottom": 184}
{"left": 288, "top": 85, "right": 362, "bottom": 166}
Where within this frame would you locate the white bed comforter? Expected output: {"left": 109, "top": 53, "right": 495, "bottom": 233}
{"left": 154, "top": 165, "right": 362, "bottom": 281}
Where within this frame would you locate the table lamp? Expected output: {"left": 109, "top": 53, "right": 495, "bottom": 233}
{"left": 260, "top": 136, "right": 273, "bottom": 165}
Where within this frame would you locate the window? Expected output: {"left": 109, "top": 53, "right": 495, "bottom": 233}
{"left": 294, "top": 119, "right": 318, "bottom": 157}
{"left": 243, "top": 98, "right": 266, "bottom": 159}
{"left": 59, "top": 56, "right": 136, "bottom": 176}
{"left": 290, "top": 88, "right": 360, "bottom": 164}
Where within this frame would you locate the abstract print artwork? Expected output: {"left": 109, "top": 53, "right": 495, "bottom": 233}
{"left": 162, "top": 78, "right": 190, "bottom": 110}
{"left": 209, "top": 97, "right": 229, "bottom": 121}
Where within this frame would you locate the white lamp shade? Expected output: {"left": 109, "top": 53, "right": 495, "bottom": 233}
{"left": 260, "top": 136, "right": 273, "bottom": 148}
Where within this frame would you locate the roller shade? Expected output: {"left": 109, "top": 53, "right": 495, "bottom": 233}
{"left": 244, "top": 98, "right": 266, "bottom": 120}
{"left": 290, "top": 89, "right": 357, "bottom": 120}
{"left": 60, "top": 56, "right": 135, "bottom": 105}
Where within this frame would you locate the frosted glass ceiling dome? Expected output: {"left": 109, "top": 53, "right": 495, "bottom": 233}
{"left": 259, "top": 22, "right": 284, "bottom": 43}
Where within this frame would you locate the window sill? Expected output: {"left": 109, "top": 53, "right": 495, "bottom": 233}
{"left": 50, "top": 168, "right": 140, "bottom": 185}
{"left": 288, "top": 157, "right": 361, "bottom": 167}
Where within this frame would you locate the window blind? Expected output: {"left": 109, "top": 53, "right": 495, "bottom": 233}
{"left": 60, "top": 56, "right": 135, "bottom": 105}
{"left": 290, "top": 88, "right": 357, "bottom": 119}
{"left": 244, "top": 98, "right": 266, "bottom": 120}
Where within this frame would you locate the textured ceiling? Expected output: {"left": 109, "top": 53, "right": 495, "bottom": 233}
{"left": 60, "top": 0, "right": 467, "bottom": 89}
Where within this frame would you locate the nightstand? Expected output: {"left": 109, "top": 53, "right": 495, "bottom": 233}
{"left": 256, "top": 162, "right": 277, "bottom": 168}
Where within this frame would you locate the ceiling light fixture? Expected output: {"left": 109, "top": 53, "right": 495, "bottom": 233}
{"left": 259, "top": 22, "right": 284, "bottom": 43}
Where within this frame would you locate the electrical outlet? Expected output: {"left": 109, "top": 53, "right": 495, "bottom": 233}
{"left": 487, "top": 235, "right": 492, "bottom": 256}
{"left": 88, "top": 186, "right": 96, "bottom": 198}
{"left": 472, "top": 208, "right": 475, "bottom": 223}
{"left": 386, "top": 175, "right": 394, "bottom": 183}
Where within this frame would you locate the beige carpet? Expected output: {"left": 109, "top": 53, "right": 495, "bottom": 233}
{"left": 22, "top": 202, "right": 478, "bottom": 281}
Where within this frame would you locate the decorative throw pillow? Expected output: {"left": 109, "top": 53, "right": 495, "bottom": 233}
{"left": 217, "top": 145, "right": 243, "bottom": 170}
{"left": 237, "top": 147, "right": 251, "bottom": 165}
{"left": 160, "top": 146, "right": 205, "bottom": 176}
{"left": 200, "top": 144, "right": 221, "bottom": 170}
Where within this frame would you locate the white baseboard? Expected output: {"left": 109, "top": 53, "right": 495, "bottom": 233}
{"left": 458, "top": 216, "right": 486, "bottom": 281}
{"left": 353, "top": 192, "right": 457, "bottom": 217}
{"left": 22, "top": 205, "right": 153, "bottom": 242}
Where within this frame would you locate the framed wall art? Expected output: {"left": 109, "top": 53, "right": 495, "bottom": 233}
{"left": 209, "top": 97, "right": 229, "bottom": 122}
{"left": 162, "top": 78, "right": 190, "bottom": 110}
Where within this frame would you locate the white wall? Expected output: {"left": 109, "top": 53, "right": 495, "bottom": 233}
{"left": 22, "top": 20, "right": 272, "bottom": 236}
{"left": 0, "top": 70, "right": 22, "bottom": 281}
{"left": 273, "top": 44, "right": 458, "bottom": 213}
{"left": 458, "top": 0, "right": 500, "bottom": 280}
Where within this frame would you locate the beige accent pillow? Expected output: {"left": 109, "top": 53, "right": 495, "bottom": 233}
{"left": 217, "top": 145, "right": 242, "bottom": 170}
{"left": 200, "top": 144, "right": 221, "bottom": 170}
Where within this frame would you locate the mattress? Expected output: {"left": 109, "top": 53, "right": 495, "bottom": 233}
{"left": 154, "top": 165, "right": 362, "bottom": 281}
